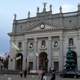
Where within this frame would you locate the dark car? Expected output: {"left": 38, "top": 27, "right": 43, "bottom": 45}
{"left": 60, "top": 70, "right": 76, "bottom": 78}
{"left": 60, "top": 70, "right": 80, "bottom": 78}
{"left": 76, "top": 71, "right": 80, "bottom": 78}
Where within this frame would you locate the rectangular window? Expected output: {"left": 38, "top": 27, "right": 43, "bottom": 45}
{"left": 69, "top": 38, "right": 74, "bottom": 46}
{"left": 18, "top": 42, "right": 22, "bottom": 48}
{"left": 41, "top": 40, "right": 46, "bottom": 48}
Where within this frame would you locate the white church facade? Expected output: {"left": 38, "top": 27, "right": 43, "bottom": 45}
{"left": 8, "top": 3, "right": 80, "bottom": 72}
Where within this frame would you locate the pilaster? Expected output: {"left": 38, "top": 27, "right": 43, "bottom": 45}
{"left": 9, "top": 39, "right": 16, "bottom": 70}
{"left": 48, "top": 36, "right": 52, "bottom": 71}
{"left": 22, "top": 39, "right": 28, "bottom": 70}
{"left": 76, "top": 34, "right": 80, "bottom": 70}
{"left": 34, "top": 38, "right": 38, "bottom": 70}
{"left": 59, "top": 36, "right": 64, "bottom": 71}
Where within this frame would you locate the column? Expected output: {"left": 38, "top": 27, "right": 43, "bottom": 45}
{"left": 77, "top": 36, "right": 80, "bottom": 70}
{"left": 34, "top": 38, "right": 38, "bottom": 70}
{"left": 8, "top": 39, "right": 16, "bottom": 70}
{"left": 59, "top": 36, "right": 64, "bottom": 71}
{"left": 48, "top": 36, "right": 52, "bottom": 71}
{"left": 10, "top": 39, "right": 16, "bottom": 70}
{"left": 22, "top": 39, "right": 28, "bottom": 70}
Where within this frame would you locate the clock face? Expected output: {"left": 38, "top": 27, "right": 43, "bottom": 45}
{"left": 40, "top": 24, "right": 45, "bottom": 29}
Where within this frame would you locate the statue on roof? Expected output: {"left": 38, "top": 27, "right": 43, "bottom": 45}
{"left": 37, "top": 7, "right": 39, "bottom": 13}
{"left": 14, "top": 14, "right": 17, "bottom": 20}
{"left": 59, "top": 6, "right": 62, "bottom": 13}
{"left": 28, "top": 11, "right": 30, "bottom": 18}
{"left": 50, "top": 4, "right": 52, "bottom": 12}
{"left": 43, "top": 2, "right": 47, "bottom": 12}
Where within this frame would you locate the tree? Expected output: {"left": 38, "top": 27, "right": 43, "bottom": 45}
{"left": 65, "top": 47, "right": 77, "bottom": 71}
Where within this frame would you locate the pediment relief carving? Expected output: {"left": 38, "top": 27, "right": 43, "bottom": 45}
{"left": 27, "top": 22, "right": 58, "bottom": 32}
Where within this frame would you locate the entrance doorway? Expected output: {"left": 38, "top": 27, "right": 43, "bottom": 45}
{"left": 54, "top": 62, "right": 59, "bottom": 71}
{"left": 39, "top": 52, "right": 48, "bottom": 71}
{"left": 16, "top": 53, "right": 23, "bottom": 71}
{"left": 28, "top": 62, "right": 33, "bottom": 70}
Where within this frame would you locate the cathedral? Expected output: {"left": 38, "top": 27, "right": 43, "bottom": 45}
{"left": 8, "top": 3, "right": 80, "bottom": 72}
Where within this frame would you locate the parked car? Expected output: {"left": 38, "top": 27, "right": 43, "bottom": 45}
{"left": 60, "top": 70, "right": 76, "bottom": 78}
{"left": 76, "top": 71, "right": 80, "bottom": 78}
{"left": 60, "top": 70, "right": 80, "bottom": 78}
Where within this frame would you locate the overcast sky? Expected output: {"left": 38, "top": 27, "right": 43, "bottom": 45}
{"left": 0, "top": 0, "right": 80, "bottom": 56}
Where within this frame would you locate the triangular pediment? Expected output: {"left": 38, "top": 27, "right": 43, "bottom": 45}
{"left": 27, "top": 23, "right": 57, "bottom": 32}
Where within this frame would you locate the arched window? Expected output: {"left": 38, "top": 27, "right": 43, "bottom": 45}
{"left": 69, "top": 38, "right": 74, "bottom": 46}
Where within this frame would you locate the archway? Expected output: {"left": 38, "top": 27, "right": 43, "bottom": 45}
{"left": 39, "top": 52, "right": 48, "bottom": 71}
{"left": 16, "top": 53, "right": 23, "bottom": 71}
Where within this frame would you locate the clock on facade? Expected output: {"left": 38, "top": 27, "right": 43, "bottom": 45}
{"left": 40, "top": 24, "right": 45, "bottom": 29}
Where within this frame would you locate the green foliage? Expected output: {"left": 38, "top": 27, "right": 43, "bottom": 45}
{"left": 65, "top": 48, "right": 77, "bottom": 71}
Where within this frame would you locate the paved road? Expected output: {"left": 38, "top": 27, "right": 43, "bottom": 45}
{"left": 0, "top": 74, "right": 80, "bottom": 80}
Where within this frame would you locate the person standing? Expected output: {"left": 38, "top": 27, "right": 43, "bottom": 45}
{"left": 41, "top": 71, "right": 47, "bottom": 80}
{"left": 41, "top": 72, "right": 45, "bottom": 80}
{"left": 43, "top": 74, "right": 47, "bottom": 80}
{"left": 24, "top": 69, "right": 27, "bottom": 78}
{"left": 20, "top": 70, "right": 23, "bottom": 78}
{"left": 50, "top": 70, "right": 55, "bottom": 80}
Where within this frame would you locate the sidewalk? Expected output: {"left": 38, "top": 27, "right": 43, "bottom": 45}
{"left": 0, "top": 73, "right": 80, "bottom": 80}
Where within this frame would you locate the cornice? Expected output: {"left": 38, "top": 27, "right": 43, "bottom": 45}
{"left": 15, "top": 11, "right": 79, "bottom": 24}
{"left": 8, "top": 27, "right": 80, "bottom": 37}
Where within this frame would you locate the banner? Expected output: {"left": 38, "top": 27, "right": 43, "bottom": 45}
{"left": 16, "top": 56, "right": 21, "bottom": 60}
{"left": 12, "top": 42, "right": 20, "bottom": 51}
